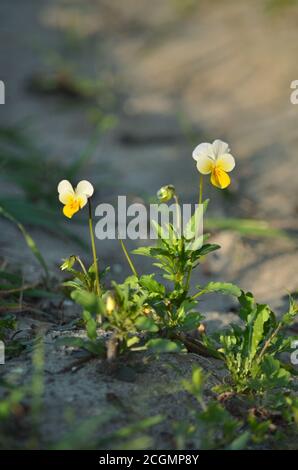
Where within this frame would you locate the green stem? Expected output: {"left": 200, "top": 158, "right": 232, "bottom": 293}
{"left": 119, "top": 238, "right": 138, "bottom": 278}
{"left": 199, "top": 175, "right": 203, "bottom": 205}
{"left": 257, "top": 322, "right": 282, "bottom": 364}
{"left": 184, "top": 267, "right": 192, "bottom": 293}
{"left": 173, "top": 194, "right": 181, "bottom": 234}
{"left": 88, "top": 199, "right": 101, "bottom": 296}
{"left": 76, "top": 256, "right": 88, "bottom": 278}
{"left": 191, "top": 289, "right": 207, "bottom": 300}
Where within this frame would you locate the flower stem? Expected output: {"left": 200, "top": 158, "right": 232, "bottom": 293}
{"left": 119, "top": 238, "right": 138, "bottom": 278}
{"left": 173, "top": 194, "right": 181, "bottom": 234}
{"left": 88, "top": 199, "right": 100, "bottom": 296}
{"left": 76, "top": 256, "right": 88, "bottom": 278}
{"left": 199, "top": 175, "right": 204, "bottom": 205}
{"left": 184, "top": 266, "right": 192, "bottom": 293}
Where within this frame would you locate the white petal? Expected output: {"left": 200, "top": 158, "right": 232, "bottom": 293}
{"left": 58, "top": 180, "right": 75, "bottom": 204}
{"left": 192, "top": 142, "right": 214, "bottom": 162}
{"left": 196, "top": 154, "right": 214, "bottom": 174}
{"left": 59, "top": 192, "right": 74, "bottom": 204}
{"left": 212, "top": 139, "right": 230, "bottom": 159}
{"left": 75, "top": 180, "right": 94, "bottom": 198}
{"left": 58, "top": 180, "right": 74, "bottom": 195}
{"left": 216, "top": 153, "right": 235, "bottom": 172}
{"left": 77, "top": 194, "right": 88, "bottom": 208}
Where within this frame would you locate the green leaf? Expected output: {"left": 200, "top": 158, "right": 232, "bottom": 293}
{"left": 71, "top": 289, "right": 101, "bottom": 313}
{"left": 135, "top": 316, "right": 159, "bottom": 332}
{"left": 151, "top": 220, "right": 167, "bottom": 240}
{"left": 196, "top": 243, "right": 220, "bottom": 257}
{"left": 56, "top": 336, "right": 104, "bottom": 356}
{"left": 239, "top": 291, "right": 255, "bottom": 322}
{"left": 56, "top": 336, "right": 86, "bottom": 349}
{"left": 132, "top": 246, "right": 155, "bottom": 257}
{"left": 126, "top": 336, "right": 140, "bottom": 348}
{"left": 146, "top": 338, "right": 184, "bottom": 353}
{"left": 139, "top": 275, "right": 165, "bottom": 295}
{"left": 179, "top": 312, "right": 202, "bottom": 331}
{"left": 201, "top": 282, "right": 242, "bottom": 298}
{"left": 228, "top": 431, "right": 250, "bottom": 450}
{"left": 184, "top": 205, "right": 204, "bottom": 240}
{"left": 249, "top": 304, "right": 271, "bottom": 361}
{"left": 82, "top": 310, "right": 97, "bottom": 340}
{"left": 190, "top": 244, "right": 220, "bottom": 262}
{"left": 84, "top": 339, "right": 104, "bottom": 355}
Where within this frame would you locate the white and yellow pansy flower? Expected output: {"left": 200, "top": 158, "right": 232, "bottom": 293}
{"left": 192, "top": 139, "right": 235, "bottom": 189}
{"left": 57, "top": 179, "right": 94, "bottom": 218}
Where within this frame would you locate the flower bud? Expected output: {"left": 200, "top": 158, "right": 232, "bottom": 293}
{"left": 106, "top": 295, "right": 116, "bottom": 314}
{"left": 60, "top": 255, "right": 76, "bottom": 271}
{"left": 157, "top": 184, "right": 175, "bottom": 203}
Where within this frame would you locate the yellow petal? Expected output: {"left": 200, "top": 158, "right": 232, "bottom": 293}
{"left": 210, "top": 167, "right": 231, "bottom": 189}
{"left": 77, "top": 194, "right": 87, "bottom": 209}
{"left": 216, "top": 154, "right": 235, "bottom": 173}
{"left": 63, "top": 199, "right": 80, "bottom": 218}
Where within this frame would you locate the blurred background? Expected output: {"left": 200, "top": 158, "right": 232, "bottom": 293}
{"left": 0, "top": 0, "right": 298, "bottom": 312}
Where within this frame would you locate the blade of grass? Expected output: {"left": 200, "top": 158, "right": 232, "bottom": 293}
{"left": 0, "top": 204, "right": 49, "bottom": 279}
{"left": 0, "top": 199, "right": 88, "bottom": 248}
{"left": 205, "top": 217, "right": 290, "bottom": 239}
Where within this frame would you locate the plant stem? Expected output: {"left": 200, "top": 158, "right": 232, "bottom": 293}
{"left": 173, "top": 194, "right": 181, "bottom": 234}
{"left": 199, "top": 175, "right": 203, "bottom": 205}
{"left": 88, "top": 199, "right": 101, "bottom": 296}
{"left": 76, "top": 256, "right": 88, "bottom": 278}
{"left": 184, "top": 267, "right": 192, "bottom": 292}
{"left": 119, "top": 238, "right": 138, "bottom": 277}
{"left": 257, "top": 322, "right": 282, "bottom": 364}
{"left": 191, "top": 289, "right": 207, "bottom": 300}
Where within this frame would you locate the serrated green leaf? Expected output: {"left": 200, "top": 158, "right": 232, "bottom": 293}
{"left": 139, "top": 275, "right": 165, "bottom": 295}
{"left": 201, "top": 282, "right": 241, "bottom": 298}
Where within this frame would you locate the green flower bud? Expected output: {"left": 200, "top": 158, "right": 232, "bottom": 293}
{"left": 60, "top": 255, "right": 76, "bottom": 271}
{"left": 156, "top": 184, "right": 175, "bottom": 203}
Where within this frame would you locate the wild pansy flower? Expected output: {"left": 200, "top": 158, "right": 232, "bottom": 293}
{"left": 58, "top": 180, "right": 94, "bottom": 218}
{"left": 192, "top": 139, "right": 235, "bottom": 189}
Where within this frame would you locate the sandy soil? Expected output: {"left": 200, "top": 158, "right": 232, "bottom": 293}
{"left": 0, "top": 0, "right": 297, "bottom": 448}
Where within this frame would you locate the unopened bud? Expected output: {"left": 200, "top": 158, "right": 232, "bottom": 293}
{"left": 157, "top": 184, "right": 175, "bottom": 203}
{"left": 198, "top": 323, "right": 206, "bottom": 334}
{"left": 60, "top": 255, "right": 76, "bottom": 271}
{"left": 106, "top": 295, "right": 116, "bottom": 314}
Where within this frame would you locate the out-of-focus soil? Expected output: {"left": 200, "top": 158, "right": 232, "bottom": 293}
{"left": 0, "top": 0, "right": 297, "bottom": 449}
